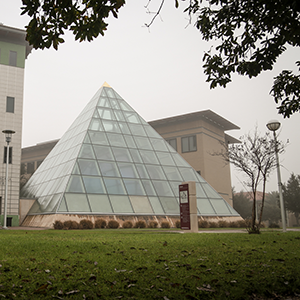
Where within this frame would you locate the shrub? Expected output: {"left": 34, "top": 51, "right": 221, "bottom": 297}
{"left": 208, "top": 222, "right": 219, "bottom": 228}
{"left": 70, "top": 221, "right": 79, "bottom": 229}
{"left": 134, "top": 220, "right": 146, "bottom": 228}
{"left": 122, "top": 221, "right": 133, "bottom": 228}
{"left": 161, "top": 221, "right": 170, "bottom": 228}
{"left": 175, "top": 220, "right": 181, "bottom": 228}
{"left": 148, "top": 221, "right": 158, "bottom": 228}
{"left": 228, "top": 221, "right": 239, "bottom": 228}
{"left": 218, "top": 220, "right": 229, "bottom": 228}
{"left": 95, "top": 219, "right": 107, "bottom": 229}
{"left": 198, "top": 220, "right": 209, "bottom": 228}
{"left": 236, "top": 220, "right": 247, "bottom": 228}
{"left": 63, "top": 220, "right": 72, "bottom": 230}
{"left": 79, "top": 219, "right": 94, "bottom": 229}
{"left": 53, "top": 220, "right": 63, "bottom": 230}
{"left": 107, "top": 220, "right": 119, "bottom": 229}
{"left": 269, "top": 223, "right": 280, "bottom": 228}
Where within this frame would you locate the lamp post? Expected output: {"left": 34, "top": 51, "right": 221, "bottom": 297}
{"left": 266, "top": 120, "right": 286, "bottom": 232}
{"left": 2, "top": 130, "right": 15, "bottom": 229}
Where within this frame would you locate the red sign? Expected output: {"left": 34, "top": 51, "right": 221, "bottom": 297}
{"left": 179, "top": 184, "right": 190, "bottom": 230}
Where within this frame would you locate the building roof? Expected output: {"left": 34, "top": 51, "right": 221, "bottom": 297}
{"left": 0, "top": 24, "right": 33, "bottom": 58}
{"left": 149, "top": 110, "right": 240, "bottom": 131}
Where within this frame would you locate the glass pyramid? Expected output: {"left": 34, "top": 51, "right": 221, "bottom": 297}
{"left": 21, "top": 83, "right": 239, "bottom": 217}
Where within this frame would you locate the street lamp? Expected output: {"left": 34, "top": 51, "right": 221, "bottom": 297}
{"left": 266, "top": 120, "right": 286, "bottom": 232}
{"left": 2, "top": 130, "right": 15, "bottom": 230}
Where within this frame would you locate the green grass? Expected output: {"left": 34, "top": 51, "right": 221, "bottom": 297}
{"left": 0, "top": 230, "right": 299, "bottom": 299}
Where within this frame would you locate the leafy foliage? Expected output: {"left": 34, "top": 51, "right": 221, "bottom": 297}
{"left": 53, "top": 220, "right": 63, "bottom": 230}
{"left": 148, "top": 221, "right": 158, "bottom": 228}
{"left": 134, "top": 220, "right": 147, "bottom": 228}
{"left": 283, "top": 173, "right": 300, "bottom": 225}
{"left": 107, "top": 219, "right": 120, "bottom": 229}
{"left": 232, "top": 189, "right": 252, "bottom": 220}
{"left": 161, "top": 221, "right": 170, "bottom": 228}
{"left": 79, "top": 219, "right": 94, "bottom": 229}
{"left": 95, "top": 218, "right": 107, "bottom": 229}
{"left": 122, "top": 220, "right": 133, "bottom": 229}
{"left": 21, "top": 0, "right": 125, "bottom": 50}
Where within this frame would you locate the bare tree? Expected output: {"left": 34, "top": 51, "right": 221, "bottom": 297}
{"left": 213, "top": 128, "right": 284, "bottom": 233}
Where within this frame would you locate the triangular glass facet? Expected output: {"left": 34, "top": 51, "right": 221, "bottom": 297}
{"left": 22, "top": 85, "right": 239, "bottom": 217}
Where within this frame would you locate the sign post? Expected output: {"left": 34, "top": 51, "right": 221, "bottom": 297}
{"left": 179, "top": 181, "right": 198, "bottom": 233}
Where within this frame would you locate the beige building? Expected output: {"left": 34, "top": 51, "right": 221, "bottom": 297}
{"left": 0, "top": 24, "right": 32, "bottom": 226}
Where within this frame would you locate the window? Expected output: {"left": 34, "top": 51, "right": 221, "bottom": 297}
{"left": 3, "top": 147, "right": 12, "bottom": 164}
{"left": 166, "top": 138, "right": 177, "bottom": 151}
{"left": 181, "top": 135, "right": 197, "bottom": 153}
{"left": 6, "top": 97, "right": 15, "bottom": 113}
{"left": 9, "top": 51, "right": 17, "bottom": 66}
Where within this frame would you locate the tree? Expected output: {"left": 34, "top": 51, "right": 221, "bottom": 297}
{"left": 262, "top": 192, "right": 281, "bottom": 224}
{"left": 232, "top": 188, "right": 252, "bottom": 220}
{"left": 283, "top": 173, "right": 300, "bottom": 225}
{"left": 213, "top": 128, "right": 284, "bottom": 233}
{"left": 21, "top": 0, "right": 300, "bottom": 116}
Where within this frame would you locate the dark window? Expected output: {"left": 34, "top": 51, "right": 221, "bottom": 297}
{"left": 166, "top": 138, "right": 177, "bottom": 151}
{"left": 27, "top": 162, "right": 35, "bottom": 174}
{"left": 6, "top": 97, "right": 15, "bottom": 113}
{"left": 181, "top": 135, "right": 197, "bottom": 153}
{"left": 9, "top": 51, "right": 17, "bottom": 66}
{"left": 3, "top": 147, "right": 12, "bottom": 164}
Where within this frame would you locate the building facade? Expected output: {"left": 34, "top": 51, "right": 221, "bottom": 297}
{"left": 0, "top": 24, "right": 32, "bottom": 226}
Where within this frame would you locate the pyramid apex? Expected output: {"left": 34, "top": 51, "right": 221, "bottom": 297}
{"left": 102, "top": 82, "right": 111, "bottom": 88}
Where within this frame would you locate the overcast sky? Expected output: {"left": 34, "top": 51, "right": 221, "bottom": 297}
{"left": 2, "top": 0, "right": 300, "bottom": 193}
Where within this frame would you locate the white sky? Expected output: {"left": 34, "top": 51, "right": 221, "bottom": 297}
{"left": 1, "top": 0, "right": 300, "bottom": 193}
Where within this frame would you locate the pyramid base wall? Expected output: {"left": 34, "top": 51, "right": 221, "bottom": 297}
{"left": 21, "top": 214, "right": 243, "bottom": 229}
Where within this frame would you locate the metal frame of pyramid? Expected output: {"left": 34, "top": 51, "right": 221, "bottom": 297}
{"left": 21, "top": 84, "right": 239, "bottom": 217}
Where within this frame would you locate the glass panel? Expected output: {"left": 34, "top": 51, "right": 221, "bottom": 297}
{"left": 152, "top": 180, "right": 174, "bottom": 196}
{"left": 179, "top": 167, "right": 199, "bottom": 181}
{"left": 65, "top": 193, "right": 91, "bottom": 212}
{"left": 197, "top": 198, "right": 216, "bottom": 214}
{"left": 151, "top": 138, "right": 168, "bottom": 151}
{"left": 118, "top": 163, "right": 138, "bottom": 178}
{"left": 164, "top": 166, "right": 183, "bottom": 181}
{"left": 88, "top": 194, "right": 113, "bottom": 213}
{"left": 103, "top": 178, "right": 126, "bottom": 194}
{"left": 119, "top": 123, "right": 131, "bottom": 134}
{"left": 202, "top": 183, "right": 222, "bottom": 199}
{"left": 134, "top": 136, "right": 152, "bottom": 150}
{"left": 148, "top": 197, "right": 164, "bottom": 214}
{"left": 89, "top": 118, "right": 103, "bottom": 131}
{"left": 195, "top": 183, "right": 207, "bottom": 198}
{"left": 79, "top": 144, "right": 95, "bottom": 159}
{"left": 169, "top": 181, "right": 182, "bottom": 197}
{"left": 130, "top": 149, "right": 143, "bottom": 163}
{"left": 114, "top": 110, "right": 125, "bottom": 121}
{"left": 107, "top": 133, "right": 127, "bottom": 147}
{"left": 144, "top": 125, "right": 161, "bottom": 138}
{"left": 97, "top": 97, "right": 111, "bottom": 108}
{"left": 119, "top": 101, "right": 134, "bottom": 112}
{"left": 112, "top": 148, "right": 132, "bottom": 162}
{"left": 110, "top": 195, "right": 133, "bottom": 213}
{"left": 97, "top": 108, "right": 115, "bottom": 120}
{"left": 78, "top": 159, "right": 100, "bottom": 176}
{"left": 83, "top": 176, "right": 106, "bottom": 193}
{"left": 156, "top": 152, "right": 175, "bottom": 166}
{"left": 66, "top": 175, "right": 85, "bottom": 193}
{"left": 146, "top": 165, "right": 166, "bottom": 180}
{"left": 93, "top": 110, "right": 99, "bottom": 118}
{"left": 136, "top": 164, "right": 149, "bottom": 179}
{"left": 172, "top": 153, "right": 190, "bottom": 167}
{"left": 58, "top": 196, "right": 68, "bottom": 212}
{"left": 89, "top": 131, "right": 109, "bottom": 145}
{"left": 72, "top": 163, "right": 81, "bottom": 175}
{"left": 102, "top": 120, "right": 121, "bottom": 133}
{"left": 98, "top": 161, "right": 120, "bottom": 177}
{"left": 129, "top": 124, "right": 147, "bottom": 136}
{"left": 159, "top": 197, "right": 179, "bottom": 214}
{"left": 142, "top": 180, "right": 157, "bottom": 196}
{"left": 84, "top": 133, "right": 91, "bottom": 144}
{"left": 93, "top": 145, "right": 114, "bottom": 160}
{"left": 210, "top": 199, "right": 231, "bottom": 214}
{"left": 105, "top": 88, "right": 115, "bottom": 98}
{"left": 46, "top": 194, "right": 62, "bottom": 213}
{"left": 140, "top": 150, "right": 159, "bottom": 164}
{"left": 110, "top": 99, "right": 121, "bottom": 110}
{"left": 124, "top": 112, "right": 140, "bottom": 123}
{"left": 124, "top": 135, "right": 137, "bottom": 148}
{"left": 123, "top": 179, "right": 146, "bottom": 195}
{"left": 130, "top": 196, "right": 153, "bottom": 213}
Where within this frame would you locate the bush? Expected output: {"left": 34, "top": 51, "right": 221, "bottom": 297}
{"left": 122, "top": 221, "right": 133, "bottom": 228}
{"left": 198, "top": 220, "right": 209, "bottom": 228}
{"left": 107, "top": 220, "right": 119, "bottom": 229}
{"left": 79, "top": 219, "right": 94, "bottom": 229}
{"left": 53, "top": 220, "right": 63, "bottom": 230}
{"left": 175, "top": 220, "right": 181, "bottom": 228}
{"left": 228, "top": 221, "right": 239, "bottom": 228}
{"left": 148, "top": 221, "right": 158, "bottom": 228}
{"left": 218, "top": 220, "right": 229, "bottom": 228}
{"left": 134, "top": 220, "right": 146, "bottom": 228}
{"left": 63, "top": 220, "right": 72, "bottom": 230}
{"left": 236, "top": 220, "right": 247, "bottom": 228}
{"left": 161, "top": 221, "right": 170, "bottom": 228}
{"left": 209, "top": 222, "right": 219, "bottom": 228}
{"left": 269, "top": 223, "right": 280, "bottom": 228}
{"left": 95, "top": 219, "right": 107, "bottom": 229}
{"left": 70, "top": 221, "right": 79, "bottom": 229}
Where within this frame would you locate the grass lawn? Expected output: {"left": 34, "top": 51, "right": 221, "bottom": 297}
{"left": 0, "top": 229, "right": 299, "bottom": 299}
